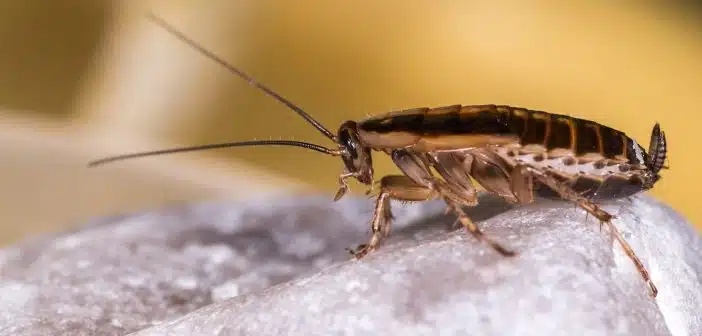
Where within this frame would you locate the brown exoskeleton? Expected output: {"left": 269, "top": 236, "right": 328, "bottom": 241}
{"left": 90, "top": 13, "right": 668, "bottom": 298}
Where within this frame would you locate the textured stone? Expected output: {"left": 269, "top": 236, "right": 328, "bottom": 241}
{"left": 0, "top": 194, "right": 700, "bottom": 336}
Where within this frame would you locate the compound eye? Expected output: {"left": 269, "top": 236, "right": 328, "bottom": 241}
{"left": 338, "top": 128, "right": 362, "bottom": 171}
{"left": 345, "top": 135, "right": 359, "bottom": 158}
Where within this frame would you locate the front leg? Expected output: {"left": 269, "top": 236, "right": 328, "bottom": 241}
{"left": 514, "top": 164, "right": 658, "bottom": 298}
{"left": 334, "top": 171, "right": 358, "bottom": 201}
{"left": 348, "top": 175, "right": 438, "bottom": 259}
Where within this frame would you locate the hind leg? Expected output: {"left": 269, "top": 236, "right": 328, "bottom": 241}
{"left": 514, "top": 164, "right": 657, "bottom": 298}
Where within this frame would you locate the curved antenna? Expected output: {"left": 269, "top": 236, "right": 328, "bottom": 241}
{"left": 88, "top": 140, "right": 340, "bottom": 167}
{"left": 146, "top": 12, "right": 336, "bottom": 141}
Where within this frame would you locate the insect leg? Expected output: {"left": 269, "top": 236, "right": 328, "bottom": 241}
{"left": 426, "top": 152, "right": 481, "bottom": 230}
{"left": 334, "top": 172, "right": 356, "bottom": 201}
{"left": 395, "top": 149, "right": 516, "bottom": 256}
{"left": 348, "top": 175, "right": 439, "bottom": 259}
{"left": 508, "top": 160, "right": 535, "bottom": 205}
{"left": 441, "top": 193, "right": 517, "bottom": 257}
{"left": 426, "top": 152, "right": 479, "bottom": 206}
{"left": 514, "top": 164, "right": 657, "bottom": 298}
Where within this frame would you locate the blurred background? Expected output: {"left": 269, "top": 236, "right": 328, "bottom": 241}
{"left": 0, "top": 1, "right": 700, "bottom": 247}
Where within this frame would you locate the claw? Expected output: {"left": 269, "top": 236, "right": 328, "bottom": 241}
{"left": 346, "top": 244, "right": 372, "bottom": 259}
{"left": 647, "top": 280, "right": 659, "bottom": 298}
{"left": 334, "top": 186, "right": 347, "bottom": 201}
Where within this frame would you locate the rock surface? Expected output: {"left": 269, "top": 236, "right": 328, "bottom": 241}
{"left": 0, "top": 193, "right": 700, "bottom": 336}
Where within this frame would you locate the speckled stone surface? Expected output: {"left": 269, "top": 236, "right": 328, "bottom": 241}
{"left": 0, "top": 194, "right": 700, "bottom": 336}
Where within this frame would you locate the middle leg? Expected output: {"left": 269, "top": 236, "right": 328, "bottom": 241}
{"left": 438, "top": 185, "right": 517, "bottom": 257}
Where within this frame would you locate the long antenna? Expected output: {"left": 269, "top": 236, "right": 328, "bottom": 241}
{"left": 88, "top": 140, "right": 340, "bottom": 167}
{"left": 146, "top": 12, "right": 336, "bottom": 140}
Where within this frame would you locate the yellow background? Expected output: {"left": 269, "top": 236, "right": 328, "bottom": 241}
{"left": 0, "top": 1, "right": 700, "bottom": 246}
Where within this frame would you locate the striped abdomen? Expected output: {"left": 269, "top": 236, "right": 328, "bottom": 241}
{"left": 507, "top": 106, "right": 648, "bottom": 166}
{"left": 357, "top": 104, "right": 649, "bottom": 166}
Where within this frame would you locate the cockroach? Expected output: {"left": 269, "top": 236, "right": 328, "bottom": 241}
{"left": 89, "top": 13, "right": 668, "bottom": 298}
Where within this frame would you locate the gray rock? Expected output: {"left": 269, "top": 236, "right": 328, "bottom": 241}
{"left": 0, "top": 194, "right": 700, "bottom": 336}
